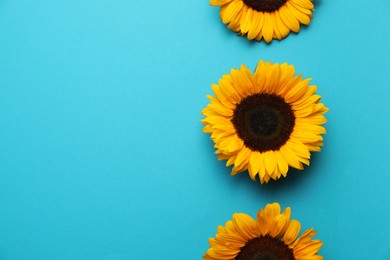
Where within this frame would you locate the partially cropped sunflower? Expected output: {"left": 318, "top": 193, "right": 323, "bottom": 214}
{"left": 201, "top": 60, "right": 327, "bottom": 184}
{"left": 203, "top": 203, "right": 323, "bottom": 260}
{"left": 211, "top": 0, "right": 314, "bottom": 43}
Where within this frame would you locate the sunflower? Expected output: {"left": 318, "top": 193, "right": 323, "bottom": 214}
{"left": 210, "top": 0, "right": 314, "bottom": 43}
{"left": 201, "top": 60, "right": 327, "bottom": 184}
{"left": 203, "top": 203, "right": 324, "bottom": 260}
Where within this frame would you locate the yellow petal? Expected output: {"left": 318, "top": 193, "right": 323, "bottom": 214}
{"left": 219, "top": 75, "right": 242, "bottom": 104}
{"left": 238, "top": 64, "right": 255, "bottom": 93}
{"left": 210, "top": 0, "right": 234, "bottom": 6}
{"left": 262, "top": 12, "right": 274, "bottom": 43}
{"left": 220, "top": 0, "right": 243, "bottom": 24}
{"left": 234, "top": 146, "right": 251, "bottom": 168}
{"left": 207, "top": 103, "right": 233, "bottom": 117}
{"left": 212, "top": 84, "right": 236, "bottom": 109}
{"left": 284, "top": 219, "right": 301, "bottom": 245}
{"left": 279, "top": 5, "right": 300, "bottom": 33}
{"left": 253, "top": 60, "right": 267, "bottom": 93}
{"left": 269, "top": 209, "right": 290, "bottom": 238}
{"left": 256, "top": 209, "right": 269, "bottom": 236}
{"left": 280, "top": 144, "right": 304, "bottom": 170}
{"left": 264, "top": 151, "right": 277, "bottom": 177}
{"left": 284, "top": 78, "right": 311, "bottom": 104}
{"left": 291, "top": 1, "right": 313, "bottom": 16}
{"left": 263, "top": 63, "right": 282, "bottom": 94}
{"left": 218, "top": 137, "right": 244, "bottom": 153}
{"left": 286, "top": 2, "right": 311, "bottom": 25}
{"left": 265, "top": 202, "right": 281, "bottom": 223}
{"left": 248, "top": 151, "right": 262, "bottom": 181}
{"left": 240, "top": 7, "right": 253, "bottom": 34}
{"left": 232, "top": 213, "right": 259, "bottom": 240}
{"left": 247, "top": 12, "right": 264, "bottom": 40}
{"left": 275, "top": 151, "right": 289, "bottom": 177}
{"left": 274, "top": 11, "right": 290, "bottom": 39}
{"left": 291, "top": 0, "right": 314, "bottom": 10}
{"left": 294, "top": 240, "right": 324, "bottom": 257}
{"left": 286, "top": 140, "right": 311, "bottom": 159}
{"left": 231, "top": 68, "right": 251, "bottom": 97}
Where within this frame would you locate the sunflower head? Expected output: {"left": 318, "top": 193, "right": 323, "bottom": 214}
{"left": 210, "top": 0, "right": 314, "bottom": 43}
{"left": 201, "top": 60, "right": 328, "bottom": 184}
{"left": 203, "top": 203, "right": 324, "bottom": 260}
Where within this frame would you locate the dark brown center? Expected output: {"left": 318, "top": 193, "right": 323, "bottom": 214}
{"left": 231, "top": 94, "right": 295, "bottom": 152}
{"left": 243, "top": 0, "right": 288, "bottom": 12}
{"left": 236, "top": 236, "right": 294, "bottom": 260}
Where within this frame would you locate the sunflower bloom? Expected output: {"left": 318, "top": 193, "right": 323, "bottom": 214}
{"left": 211, "top": 0, "right": 314, "bottom": 42}
{"left": 201, "top": 60, "right": 328, "bottom": 184}
{"left": 203, "top": 203, "right": 323, "bottom": 260}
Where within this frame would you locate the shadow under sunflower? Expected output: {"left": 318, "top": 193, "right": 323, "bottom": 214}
{"left": 201, "top": 60, "right": 328, "bottom": 184}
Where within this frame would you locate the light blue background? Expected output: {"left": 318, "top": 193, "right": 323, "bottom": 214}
{"left": 1, "top": 0, "right": 389, "bottom": 259}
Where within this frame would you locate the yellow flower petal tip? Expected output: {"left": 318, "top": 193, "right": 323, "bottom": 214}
{"left": 203, "top": 203, "right": 323, "bottom": 260}
{"left": 211, "top": 0, "right": 315, "bottom": 42}
{"left": 201, "top": 60, "right": 328, "bottom": 184}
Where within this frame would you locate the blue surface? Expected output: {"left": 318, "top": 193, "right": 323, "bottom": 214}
{"left": 1, "top": 0, "right": 390, "bottom": 259}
